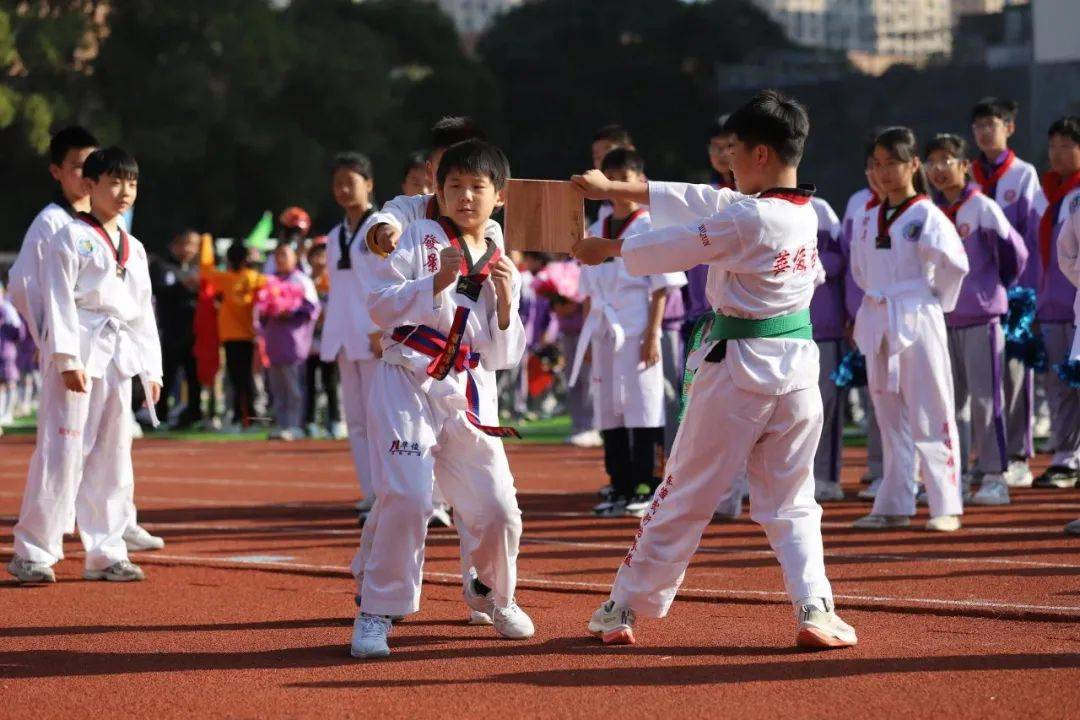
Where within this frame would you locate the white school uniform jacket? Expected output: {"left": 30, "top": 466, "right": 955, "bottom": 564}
{"left": 368, "top": 193, "right": 505, "bottom": 250}
{"left": 850, "top": 196, "right": 968, "bottom": 392}
{"left": 367, "top": 219, "right": 525, "bottom": 422}
{"left": 619, "top": 181, "right": 822, "bottom": 396}
{"left": 569, "top": 210, "right": 686, "bottom": 386}
{"left": 1055, "top": 203, "right": 1080, "bottom": 360}
{"left": 319, "top": 211, "right": 383, "bottom": 362}
{"left": 41, "top": 217, "right": 162, "bottom": 386}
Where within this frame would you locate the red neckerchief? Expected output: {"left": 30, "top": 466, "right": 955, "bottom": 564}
{"left": 877, "top": 194, "right": 927, "bottom": 245}
{"left": 972, "top": 149, "right": 1015, "bottom": 198}
{"left": 941, "top": 184, "right": 981, "bottom": 225}
{"left": 759, "top": 185, "right": 815, "bottom": 205}
{"left": 603, "top": 208, "right": 648, "bottom": 240}
{"left": 1039, "top": 169, "right": 1080, "bottom": 268}
{"left": 865, "top": 190, "right": 882, "bottom": 211}
{"left": 78, "top": 212, "right": 130, "bottom": 278}
{"left": 425, "top": 195, "right": 439, "bottom": 220}
{"left": 436, "top": 216, "right": 502, "bottom": 298}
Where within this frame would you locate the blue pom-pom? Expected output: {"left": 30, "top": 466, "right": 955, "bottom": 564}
{"left": 1003, "top": 287, "right": 1045, "bottom": 371}
{"left": 1054, "top": 359, "right": 1080, "bottom": 388}
{"left": 831, "top": 350, "right": 867, "bottom": 388}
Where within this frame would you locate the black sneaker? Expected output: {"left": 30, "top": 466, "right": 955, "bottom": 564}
{"left": 1033, "top": 465, "right": 1079, "bottom": 489}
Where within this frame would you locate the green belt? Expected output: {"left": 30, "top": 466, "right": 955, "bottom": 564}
{"left": 706, "top": 309, "right": 813, "bottom": 342}
{"left": 678, "top": 309, "right": 813, "bottom": 423}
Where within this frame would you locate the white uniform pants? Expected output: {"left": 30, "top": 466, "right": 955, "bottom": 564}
{"left": 868, "top": 313, "right": 964, "bottom": 518}
{"left": 357, "top": 363, "right": 522, "bottom": 617}
{"left": 591, "top": 329, "right": 665, "bottom": 431}
{"left": 338, "top": 354, "right": 377, "bottom": 498}
{"left": 13, "top": 361, "right": 134, "bottom": 569}
{"left": 609, "top": 360, "right": 832, "bottom": 617}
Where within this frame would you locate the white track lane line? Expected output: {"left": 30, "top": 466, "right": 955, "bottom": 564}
{"left": 38, "top": 550, "right": 1076, "bottom": 617}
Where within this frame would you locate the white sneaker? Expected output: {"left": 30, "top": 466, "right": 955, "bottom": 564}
{"left": 1065, "top": 518, "right": 1080, "bottom": 535}
{"left": 858, "top": 476, "right": 883, "bottom": 500}
{"left": 565, "top": 429, "right": 602, "bottom": 448}
{"left": 1004, "top": 459, "right": 1034, "bottom": 488}
{"left": 123, "top": 524, "right": 165, "bottom": 551}
{"left": 350, "top": 612, "right": 391, "bottom": 658}
{"left": 468, "top": 609, "right": 494, "bottom": 626}
{"left": 305, "top": 422, "right": 325, "bottom": 439}
{"left": 587, "top": 599, "right": 636, "bottom": 645}
{"left": 330, "top": 421, "right": 348, "bottom": 440}
{"left": 814, "top": 481, "right": 845, "bottom": 502}
{"left": 794, "top": 598, "right": 857, "bottom": 649}
{"left": 130, "top": 419, "right": 144, "bottom": 439}
{"left": 83, "top": 559, "right": 145, "bottom": 582}
{"left": 7, "top": 555, "right": 56, "bottom": 583}
{"left": 428, "top": 504, "right": 453, "bottom": 528}
{"left": 971, "top": 475, "right": 1010, "bottom": 506}
{"left": 267, "top": 427, "right": 285, "bottom": 440}
{"left": 925, "top": 515, "right": 961, "bottom": 532}
{"left": 852, "top": 513, "right": 910, "bottom": 529}
{"left": 492, "top": 603, "right": 535, "bottom": 639}
{"left": 463, "top": 577, "right": 496, "bottom": 617}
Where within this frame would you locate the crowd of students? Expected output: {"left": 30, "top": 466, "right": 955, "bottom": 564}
{"left": 1, "top": 88, "right": 1078, "bottom": 658}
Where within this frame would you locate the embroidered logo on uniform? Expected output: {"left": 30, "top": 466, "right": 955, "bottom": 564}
{"left": 697, "top": 223, "right": 710, "bottom": 247}
{"left": 772, "top": 249, "right": 791, "bottom": 276}
{"left": 623, "top": 474, "right": 675, "bottom": 568}
{"left": 388, "top": 440, "right": 422, "bottom": 456}
{"left": 957, "top": 223, "right": 971, "bottom": 237}
{"left": 902, "top": 222, "right": 923, "bottom": 241}
{"left": 75, "top": 238, "right": 96, "bottom": 257}
{"left": 1004, "top": 189, "right": 1017, "bottom": 203}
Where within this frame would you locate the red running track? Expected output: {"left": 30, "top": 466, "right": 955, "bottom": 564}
{"left": 0, "top": 435, "right": 1078, "bottom": 718}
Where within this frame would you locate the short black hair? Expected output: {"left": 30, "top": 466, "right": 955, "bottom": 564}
{"left": 82, "top": 147, "right": 138, "bottom": 182}
{"left": 600, "top": 147, "right": 646, "bottom": 175}
{"left": 436, "top": 139, "right": 510, "bottom": 191}
{"left": 226, "top": 240, "right": 248, "bottom": 270}
{"left": 592, "top": 123, "right": 634, "bottom": 146}
{"left": 430, "top": 116, "right": 484, "bottom": 152}
{"left": 402, "top": 150, "right": 427, "bottom": 179}
{"left": 49, "top": 126, "right": 98, "bottom": 166}
{"left": 925, "top": 133, "right": 968, "bottom": 159}
{"left": 1048, "top": 116, "right": 1080, "bottom": 144}
{"left": 708, "top": 114, "right": 732, "bottom": 140}
{"left": 723, "top": 90, "right": 808, "bottom": 166}
{"left": 331, "top": 151, "right": 373, "bottom": 180}
{"left": 971, "top": 97, "right": 1019, "bottom": 124}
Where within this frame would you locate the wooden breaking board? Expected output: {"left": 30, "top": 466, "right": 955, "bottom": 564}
{"left": 504, "top": 179, "right": 584, "bottom": 253}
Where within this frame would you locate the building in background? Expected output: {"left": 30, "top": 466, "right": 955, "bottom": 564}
{"left": 750, "top": 0, "right": 955, "bottom": 74}
{"left": 952, "top": 1, "right": 1032, "bottom": 67}
{"left": 952, "top": 0, "right": 1030, "bottom": 19}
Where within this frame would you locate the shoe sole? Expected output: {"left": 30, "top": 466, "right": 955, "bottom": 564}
{"left": 1035, "top": 480, "right": 1079, "bottom": 489}
{"left": 600, "top": 627, "right": 635, "bottom": 645}
{"left": 468, "top": 613, "right": 494, "bottom": 626}
{"left": 83, "top": 574, "right": 144, "bottom": 581}
{"left": 796, "top": 626, "right": 856, "bottom": 649}
{"left": 350, "top": 647, "right": 390, "bottom": 659}
{"left": 8, "top": 571, "right": 55, "bottom": 583}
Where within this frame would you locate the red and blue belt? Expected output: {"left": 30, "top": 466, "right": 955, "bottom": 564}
{"left": 391, "top": 306, "right": 520, "bottom": 439}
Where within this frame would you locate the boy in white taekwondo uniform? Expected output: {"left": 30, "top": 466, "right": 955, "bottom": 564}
{"left": 7, "top": 127, "right": 164, "bottom": 556}
{"left": 925, "top": 134, "right": 1028, "bottom": 506}
{"left": 320, "top": 152, "right": 381, "bottom": 515}
{"left": 8, "top": 148, "right": 162, "bottom": 584}
{"left": 970, "top": 98, "right": 1045, "bottom": 487}
{"left": 569, "top": 148, "right": 686, "bottom": 518}
{"left": 355, "top": 120, "right": 494, "bottom": 627}
{"left": 572, "top": 91, "right": 857, "bottom": 650}
{"left": 850, "top": 127, "right": 969, "bottom": 532}
{"left": 350, "top": 140, "right": 534, "bottom": 658}
{"left": 1033, "top": 116, "right": 1080, "bottom": 489}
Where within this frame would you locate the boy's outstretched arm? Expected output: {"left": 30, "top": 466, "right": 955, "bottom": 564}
{"left": 571, "top": 169, "right": 649, "bottom": 205}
